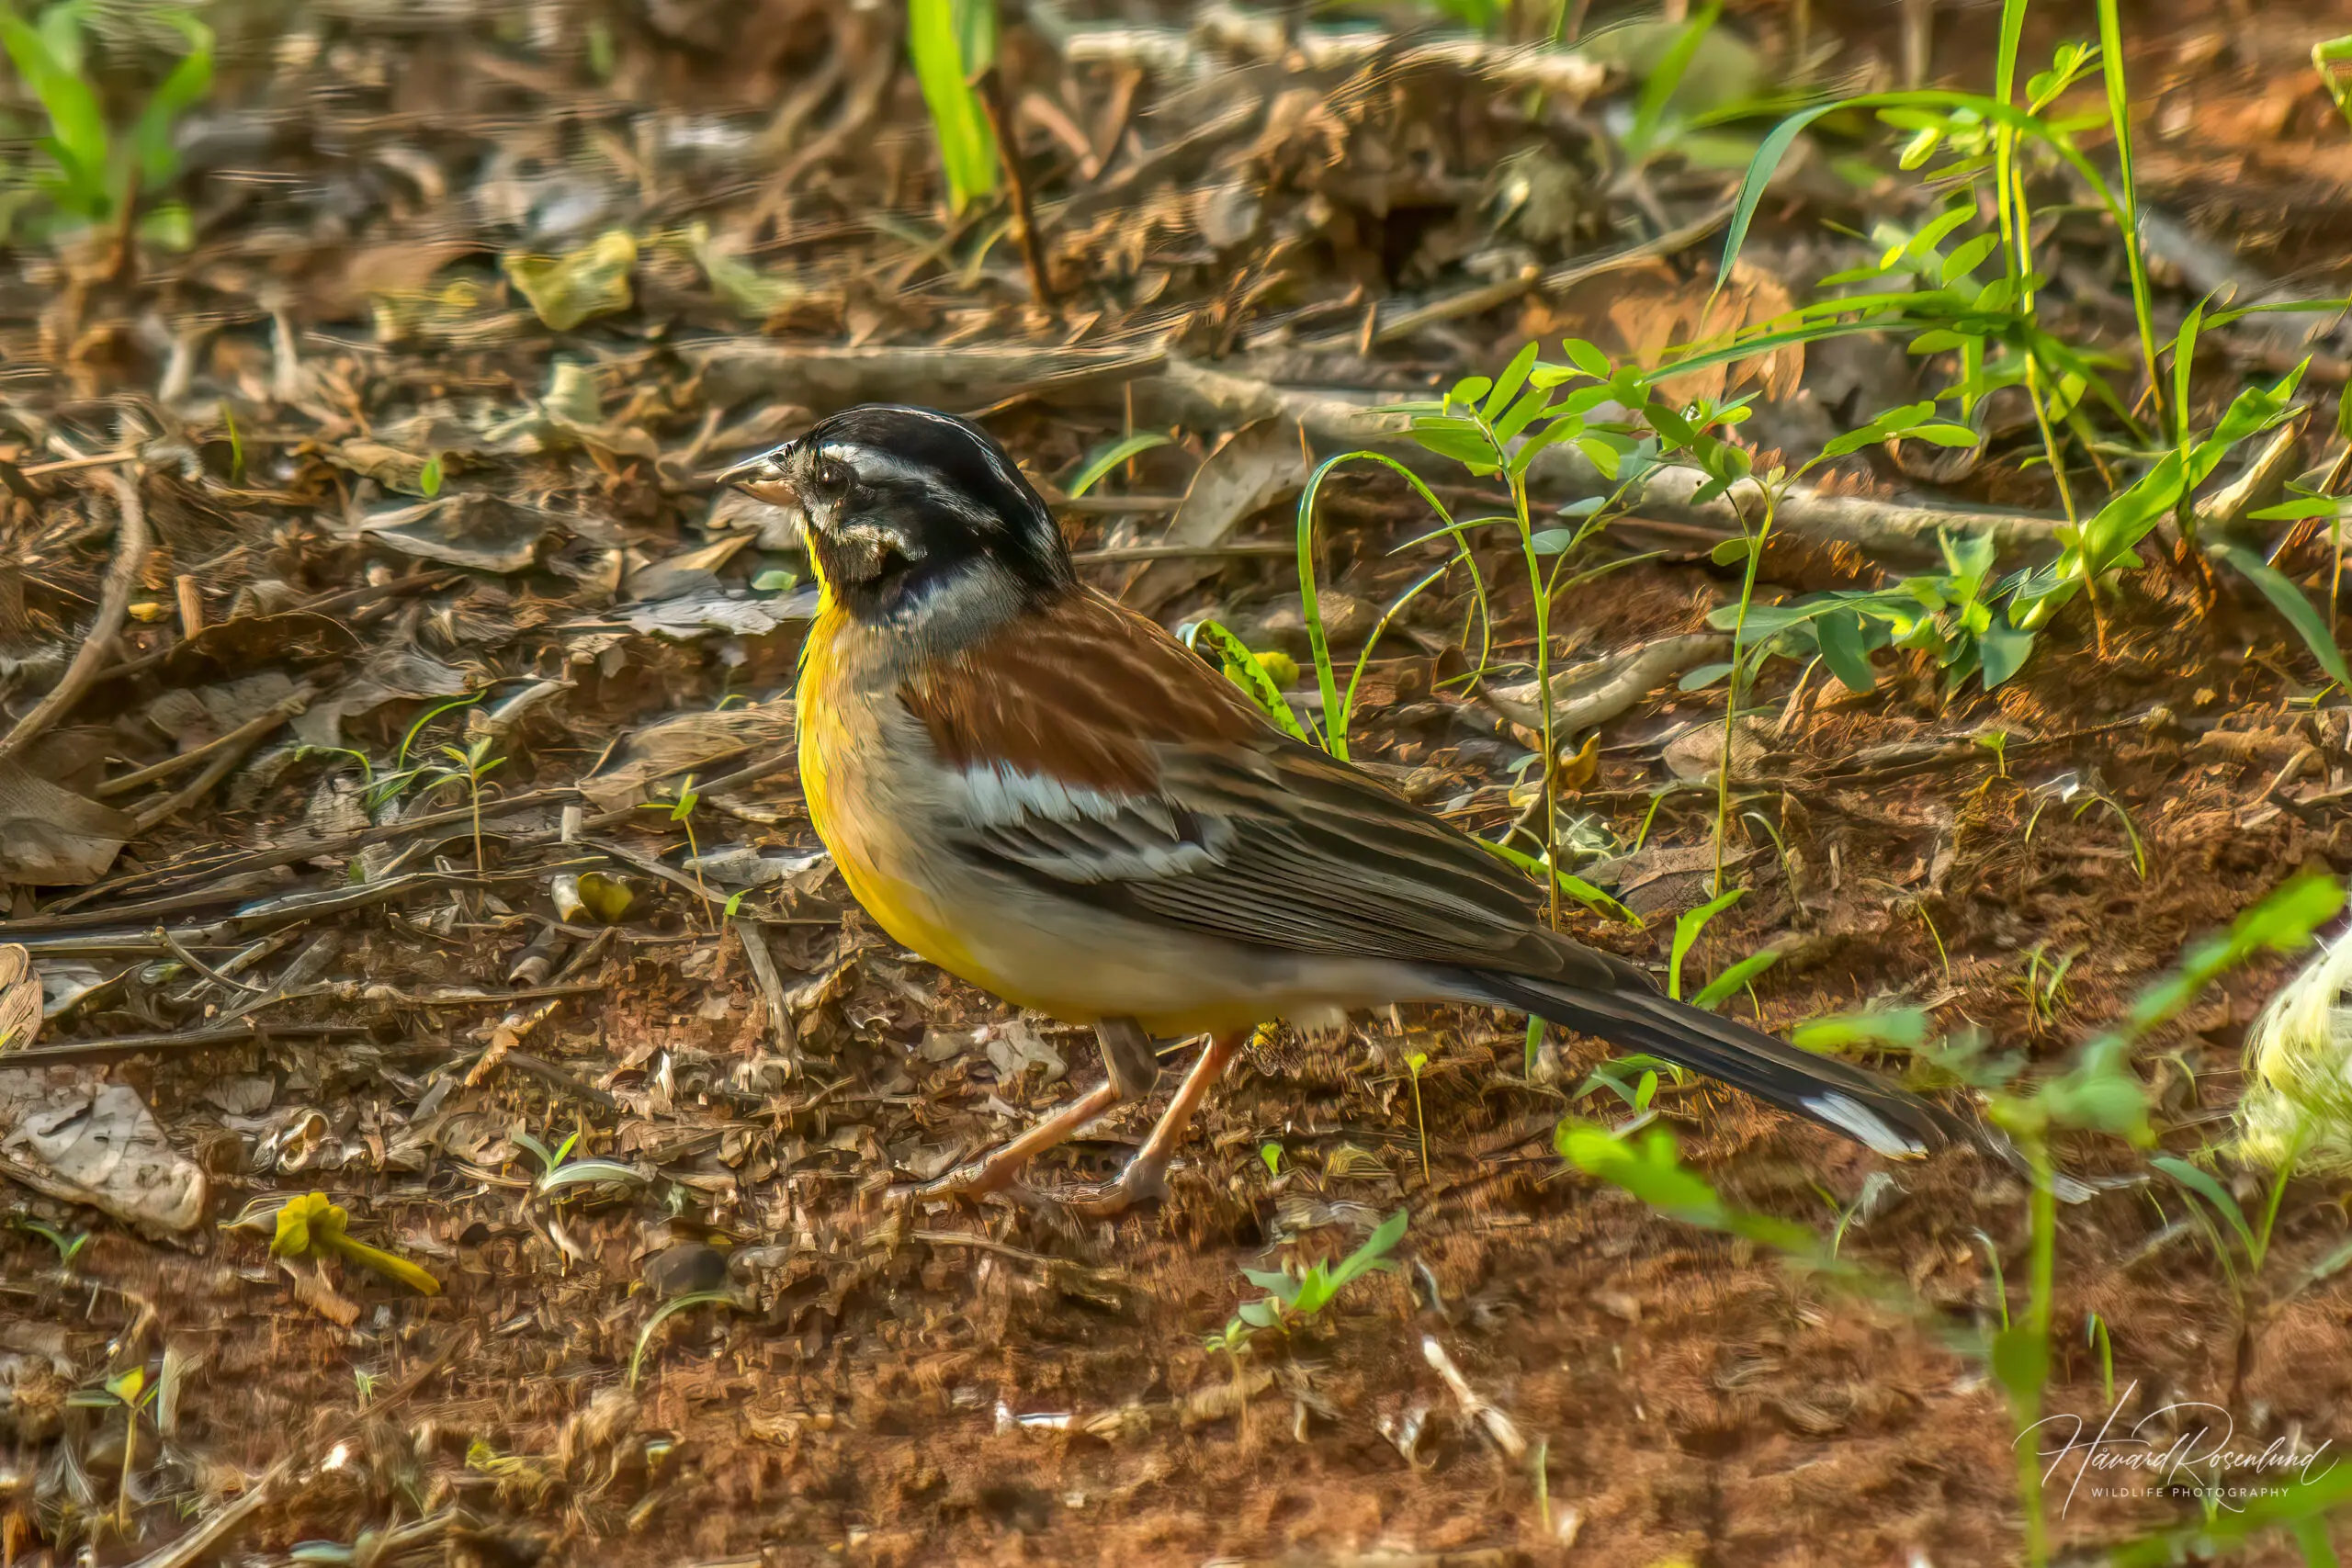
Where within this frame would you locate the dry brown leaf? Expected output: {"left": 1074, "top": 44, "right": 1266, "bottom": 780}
{"left": 1597, "top": 260, "right": 1802, "bottom": 407}
{"left": 0, "top": 945, "right": 36, "bottom": 1052}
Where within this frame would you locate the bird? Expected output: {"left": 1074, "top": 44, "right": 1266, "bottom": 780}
{"left": 725, "top": 403, "right": 1975, "bottom": 1214}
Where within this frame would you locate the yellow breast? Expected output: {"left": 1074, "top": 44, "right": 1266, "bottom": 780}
{"left": 797, "top": 604, "right": 982, "bottom": 978}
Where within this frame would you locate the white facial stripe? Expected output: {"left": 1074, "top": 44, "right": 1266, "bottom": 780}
{"left": 834, "top": 520, "right": 925, "bottom": 559}
{"left": 887, "top": 407, "right": 1034, "bottom": 505}
{"left": 819, "top": 440, "right": 1002, "bottom": 531}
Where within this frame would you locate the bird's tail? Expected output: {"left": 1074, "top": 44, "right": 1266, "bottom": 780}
{"left": 1462, "top": 968, "right": 1973, "bottom": 1159}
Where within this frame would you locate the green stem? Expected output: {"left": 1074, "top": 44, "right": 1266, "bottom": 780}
{"left": 1512, "top": 463, "right": 1562, "bottom": 930}
{"left": 2094, "top": 0, "right": 2163, "bottom": 423}
{"left": 2020, "top": 1134, "right": 2058, "bottom": 1568}
{"left": 1714, "top": 487, "right": 1775, "bottom": 895}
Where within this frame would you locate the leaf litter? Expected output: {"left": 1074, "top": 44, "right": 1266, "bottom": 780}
{"left": 0, "top": 2, "right": 2350, "bottom": 1565}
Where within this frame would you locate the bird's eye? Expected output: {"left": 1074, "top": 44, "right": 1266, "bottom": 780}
{"left": 809, "top": 457, "right": 853, "bottom": 497}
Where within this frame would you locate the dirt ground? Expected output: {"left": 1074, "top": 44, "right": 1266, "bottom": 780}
{"left": 5, "top": 1, "right": 2352, "bottom": 1564}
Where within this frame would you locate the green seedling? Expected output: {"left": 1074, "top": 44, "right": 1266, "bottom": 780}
{"left": 2085, "top": 1310, "right": 2114, "bottom": 1406}
{"left": 1220, "top": 1209, "right": 1408, "bottom": 1350}
{"left": 511, "top": 1125, "right": 648, "bottom": 1200}
{"left": 1259, "top": 1141, "right": 1283, "bottom": 1179}
{"left": 1575, "top": 1053, "right": 1673, "bottom": 1133}
{"left": 2152, "top": 1149, "right": 2300, "bottom": 1295}
{"left": 1669, "top": 888, "right": 1743, "bottom": 999}
{"left": 0, "top": 2, "right": 212, "bottom": 245}
{"left": 641, "top": 773, "right": 719, "bottom": 931}
{"left": 12, "top": 1216, "right": 89, "bottom": 1275}
{"left": 631, "top": 1290, "right": 738, "bottom": 1389}
{"left": 1405, "top": 1051, "right": 1432, "bottom": 1188}
{"left": 2018, "top": 944, "right": 2078, "bottom": 1034}
{"left": 422, "top": 733, "right": 503, "bottom": 875}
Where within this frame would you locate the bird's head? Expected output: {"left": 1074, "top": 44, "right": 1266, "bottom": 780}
{"left": 721, "top": 404, "right": 1072, "bottom": 626}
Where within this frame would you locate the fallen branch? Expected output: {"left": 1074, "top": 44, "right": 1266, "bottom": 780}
{"left": 0, "top": 471, "right": 150, "bottom": 768}
{"left": 101, "top": 681, "right": 319, "bottom": 802}
{"left": 1309, "top": 205, "right": 1734, "bottom": 351}
{"left": 1481, "top": 634, "right": 1729, "bottom": 739}
{"left": 1051, "top": 6, "right": 1606, "bottom": 103}
{"left": 1132, "top": 358, "right": 2068, "bottom": 556}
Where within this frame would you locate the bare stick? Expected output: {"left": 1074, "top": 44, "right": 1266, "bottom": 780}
{"left": 975, "top": 66, "right": 1056, "bottom": 310}
{"left": 0, "top": 471, "right": 150, "bottom": 768}
{"left": 97, "top": 682, "right": 319, "bottom": 798}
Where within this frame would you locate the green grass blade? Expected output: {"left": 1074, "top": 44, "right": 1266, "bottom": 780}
{"left": 2211, "top": 543, "right": 2352, "bottom": 688}
{"left": 2094, "top": 0, "right": 2161, "bottom": 423}
{"left": 1627, "top": 2, "right": 1721, "bottom": 161}
{"left": 1716, "top": 103, "right": 1840, "bottom": 294}
{"left": 629, "top": 1291, "right": 738, "bottom": 1388}
{"left": 1062, "top": 432, "right": 1171, "bottom": 498}
{"left": 1297, "top": 451, "right": 1480, "bottom": 760}
{"left": 908, "top": 0, "right": 998, "bottom": 214}
{"left": 2152, "top": 1154, "right": 2260, "bottom": 1259}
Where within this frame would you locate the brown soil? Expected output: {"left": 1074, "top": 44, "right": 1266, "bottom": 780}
{"left": 4, "top": 3, "right": 2351, "bottom": 1566}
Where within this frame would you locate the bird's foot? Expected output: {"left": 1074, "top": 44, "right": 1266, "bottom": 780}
{"left": 890, "top": 1159, "right": 1021, "bottom": 1207}
{"left": 1051, "top": 1156, "right": 1175, "bottom": 1221}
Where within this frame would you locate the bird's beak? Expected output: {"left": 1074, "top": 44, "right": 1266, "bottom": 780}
{"left": 714, "top": 446, "right": 798, "bottom": 511}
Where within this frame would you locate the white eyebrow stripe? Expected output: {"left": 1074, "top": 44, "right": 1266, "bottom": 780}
{"left": 818, "top": 440, "right": 1001, "bottom": 527}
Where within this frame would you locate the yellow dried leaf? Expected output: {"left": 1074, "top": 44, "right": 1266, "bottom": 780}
{"left": 503, "top": 231, "right": 638, "bottom": 332}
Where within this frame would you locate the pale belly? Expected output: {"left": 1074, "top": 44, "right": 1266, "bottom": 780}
{"left": 803, "top": 731, "right": 1410, "bottom": 1033}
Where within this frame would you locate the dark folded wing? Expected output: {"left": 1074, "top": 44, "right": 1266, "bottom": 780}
{"left": 961, "top": 732, "right": 1624, "bottom": 985}
{"left": 902, "top": 584, "right": 1620, "bottom": 986}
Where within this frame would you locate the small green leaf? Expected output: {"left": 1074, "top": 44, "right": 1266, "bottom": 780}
{"left": 1977, "top": 621, "right": 2036, "bottom": 689}
{"left": 1485, "top": 342, "right": 1539, "bottom": 420}
{"left": 418, "top": 453, "right": 444, "bottom": 497}
{"left": 1692, "top": 948, "right": 1780, "bottom": 1010}
{"left": 1815, "top": 609, "right": 1876, "bottom": 693}
{"left": 1561, "top": 338, "right": 1611, "bottom": 378}
{"left": 1678, "top": 661, "right": 1734, "bottom": 691}
{"left": 1669, "top": 889, "right": 1744, "bottom": 1001}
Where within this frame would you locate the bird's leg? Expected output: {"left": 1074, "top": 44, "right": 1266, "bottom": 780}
{"left": 1095, "top": 1015, "right": 1160, "bottom": 1100}
{"left": 909, "top": 1077, "right": 1124, "bottom": 1201}
{"left": 1068, "top": 1029, "right": 1244, "bottom": 1218}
